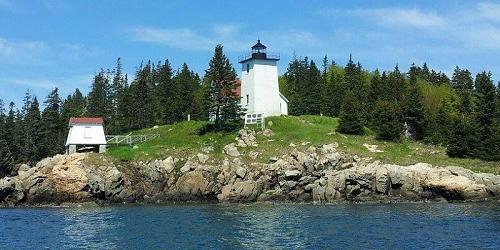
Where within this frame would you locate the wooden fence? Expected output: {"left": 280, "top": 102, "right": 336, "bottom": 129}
{"left": 106, "top": 134, "right": 160, "bottom": 145}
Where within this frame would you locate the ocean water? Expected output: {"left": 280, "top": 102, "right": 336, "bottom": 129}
{"left": 0, "top": 202, "right": 499, "bottom": 249}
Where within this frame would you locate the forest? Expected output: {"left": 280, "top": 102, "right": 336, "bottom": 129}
{"left": 0, "top": 45, "right": 499, "bottom": 172}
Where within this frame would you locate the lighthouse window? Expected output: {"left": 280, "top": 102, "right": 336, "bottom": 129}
{"left": 246, "top": 94, "right": 249, "bottom": 105}
{"left": 246, "top": 64, "right": 249, "bottom": 73}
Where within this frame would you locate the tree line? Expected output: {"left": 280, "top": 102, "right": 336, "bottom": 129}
{"left": 1, "top": 46, "right": 499, "bottom": 175}
{"left": 282, "top": 55, "right": 500, "bottom": 161}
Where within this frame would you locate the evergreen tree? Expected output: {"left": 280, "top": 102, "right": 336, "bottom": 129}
{"left": 0, "top": 99, "right": 13, "bottom": 176}
{"left": 447, "top": 116, "right": 478, "bottom": 158}
{"left": 284, "top": 57, "right": 306, "bottom": 115}
{"left": 452, "top": 66, "right": 474, "bottom": 114}
{"left": 87, "top": 70, "right": 112, "bottom": 126}
{"left": 24, "top": 97, "right": 42, "bottom": 163}
{"left": 127, "top": 62, "right": 157, "bottom": 130}
{"left": 403, "top": 65, "right": 425, "bottom": 140}
{"left": 156, "top": 60, "right": 175, "bottom": 124}
{"left": 109, "top": 58, "right": 127, "bottom": 133}
{"left": 373, "top": 100, "right": 402, "bottom": 141}
{"left": 323, "top": 66, "right": 345, "bottom": 117}
{"left": 40, "top": 88, "right": 64, "bottom": 157}
{"left": 473, "top": 71, "right": 497, "bottom": 159}
{"left": 302, "top": 60, "right": 322, "bottom": 115}
{"left": 204, "top": 45, "right": 243, "bottom": 131}
{"left": 337, "top": 90, "right": 364, "bottom": 135}
{"left": 4, "top": 102, "right": 21, "bottom": 163}
{"left": 172, "top": 63, "right": 200, "bottom": 122}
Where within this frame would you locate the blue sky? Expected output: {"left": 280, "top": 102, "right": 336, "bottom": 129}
{"left": 1, "top": 0, "right": 500, "bottom": 106}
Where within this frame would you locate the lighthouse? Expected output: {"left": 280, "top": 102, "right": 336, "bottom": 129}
{"left": 238, "top": 40, "right": 288, "bottom": 117}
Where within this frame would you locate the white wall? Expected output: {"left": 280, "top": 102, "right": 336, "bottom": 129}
{"left": 65, "top": 124, "right": 107, "bottom": 146}
{"left": 241, "top": 58, "right": 287, "bottom": 117}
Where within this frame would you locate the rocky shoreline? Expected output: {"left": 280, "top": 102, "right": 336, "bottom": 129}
{"left": 1, "top": 135, "right": 499, "bottom": 207}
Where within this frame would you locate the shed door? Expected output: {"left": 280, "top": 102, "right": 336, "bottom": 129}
{"left": 84, "top": 126, "right": 92, "bottom": 139}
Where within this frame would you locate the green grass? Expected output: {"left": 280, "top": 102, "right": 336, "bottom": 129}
{"left": 106, "top": 116, "right": 500, "bottom": 174}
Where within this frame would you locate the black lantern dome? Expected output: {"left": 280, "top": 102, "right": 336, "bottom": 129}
{"left": 251, "top": 40, "right": 267, "bottom": 54}
{"left": 239, "top": 40, "right": 280, "bottom": 63}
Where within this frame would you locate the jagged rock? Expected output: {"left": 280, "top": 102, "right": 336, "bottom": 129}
{"left": 262, "top": 129, "right": 274, "bottom": 137}
{"left": 237, "top": 129, "right": 258, "bottom": 147}
{"left": 1, "top": 146, "right": 499, "bottom": 206}
{"left": 320, "top": 143, "right": 338, "bottom": 154}
{"left": 289, "top": 142, "right": 296, "bottom": 147}
{"left": 248, "top": 151, "right": 260, "bottom": 159}
{"left": 269, "top": 157, "right": 279, "bottom": 163}
{"left": 218, "top": 180, "right": 262, "bottom": 202}
{"left": 284, "top": 170, "right": 301, "bottom": 180}
{"left": 175, "top": 171, "right": 216, "bottom": 198}
{"left": 197, "top": 154, "right": 209, "bottom": 164}
{"left": 201, "top": 146, "right": 214, "bottom": 153}
{"left": 235, "top": 167, "right": 247, "bottom": 179}
{"left": 223, "top": 143, "right": 240, "bottom": 157}
{"left": 298, "top": 176, "right": 317, "bottom": 186}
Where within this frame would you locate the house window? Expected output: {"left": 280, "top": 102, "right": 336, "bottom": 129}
{"left": 246, "top": 94, "right": 249, "bottom": 105}
{"left": 84, "top": 126, "right": 92, "bottom": 139}
{"left": 246, "top": 64, "right": 249, "bottom": 73}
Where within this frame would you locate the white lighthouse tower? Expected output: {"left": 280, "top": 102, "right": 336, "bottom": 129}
{"left": 239, "top": 40, "right": 288, "bottom": 117}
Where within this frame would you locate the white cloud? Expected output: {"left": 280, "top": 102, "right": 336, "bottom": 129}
{"left": 353, "top": 8, "right": 445, "bottom": 28}
{"left": 318, "top": 7, "right": 445, "bottom": 28}
{"left": 0, "top": 37, "right": 49, "bottom": 64}
{"left": 130, "top": 27, "right": 215, "bottom": 51}
{"left": 0, "top": 0, "right": 13, "bottom": 9}
{"left": 0, "top": 74, "right": 93, "bottom": 91}
{"left": 478, "top": 2, "right": 500, "bottom": 21}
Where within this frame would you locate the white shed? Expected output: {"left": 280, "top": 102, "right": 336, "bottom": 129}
{"left": 65, "top": 117, "right": 107, "bottom": 154}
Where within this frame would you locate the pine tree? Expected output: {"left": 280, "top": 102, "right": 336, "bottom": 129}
{"left": 87, "top": 70, "right": 112, "bottom": 126}
{"left": 40, "top": 88, "right": 64, "bottom": 157}
{"left": 172, "top": 63, "right": 200, "bottom": 122}
{"left": 373, "top": 100, "right": 402, "bottom": 141}
{"left": 337, "top": 90, "right": 364, "bottom": 135}
{"left": 4, "top": 102, "right": 20, "bottom": 163}
{"left": 473, "top": 71, "right": 497, "bottom": 159}
{"left": 447, "top": 116, "right": 478, "bottom": 158}
{"left": 404, "top": 65, "right": 425, "bottom": 140}
{"left": 109, "top": 58, "right": 127, "bottom": 133}
{"left": 204, "top": 45, "right": 243, "bottom": 131}
{"left": 24, "top": 97, "right": 42, "bottom": 163}
{"left": 284, "top": 57, "right": 304, "bottom": 115}
{"left": 451, "top": 66, "right": 473, "bottom": 114}
{"left": 323, "top": 66, "right": 345, "bottom": 117}
{"left": 0, "top": 99, "right": 13, "bottom": 176}
{"left": 156, "top": 60, "right": 175, "bottom": 124}
{"left": 127, "top": 62, "right": 157, "bottom": 130}
{"left": 303, "top": 60, "right": 322, "bottom": 115}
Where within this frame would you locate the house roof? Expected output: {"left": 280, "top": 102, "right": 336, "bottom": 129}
{"left": 69, "top": 117, "right": 104, "bottom": 125}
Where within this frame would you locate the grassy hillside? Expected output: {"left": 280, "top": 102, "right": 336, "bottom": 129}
{"left": 107, "top": 116, "right": 499, "bottom": 174}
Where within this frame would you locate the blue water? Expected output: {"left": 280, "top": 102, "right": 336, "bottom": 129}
{"left": 0, "top": 203, "right": 499, "bottom": 249}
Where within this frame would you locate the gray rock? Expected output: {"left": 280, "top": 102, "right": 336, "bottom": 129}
{"left": 284, "top": 170, "right": 301, "bottom": 180}
{"left": 235, "top": 167, "right": 247, "bottom": 179}
{"left": 197, "top": 153, "right": 209, "bottom": 164}
{"left": 262, "top": 129, "right": 274, "bottom": 137}
{"left": 223, "top": 143, "right": 240, "bottom": 157}
{"left": 248, "top": 151, "right": 260, "bottom": 160}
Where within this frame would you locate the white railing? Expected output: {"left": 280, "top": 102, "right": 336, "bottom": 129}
{"left": 106, "top": 134, "right": 160, "bottom": 145}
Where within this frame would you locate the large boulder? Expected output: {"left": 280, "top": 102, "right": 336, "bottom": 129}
{"left": 223, "top": 143, "right": 240, "bottom": 157}
{"left": 174, "top": 170, "right": 217, "bottom": 199}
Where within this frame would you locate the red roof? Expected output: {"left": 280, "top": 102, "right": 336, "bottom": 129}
{"left": 69, "top": 117, "right": 104, "bottom": 125}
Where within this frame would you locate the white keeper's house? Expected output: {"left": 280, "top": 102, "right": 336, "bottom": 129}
{"left": 65, "top": 117, "right": 107, "bottom": 154}
{"left": 238, "top": 40, "right": 288, "bottom": 117}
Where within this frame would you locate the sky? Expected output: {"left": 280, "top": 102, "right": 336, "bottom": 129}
{"left": 1, "top": 0, "right": 500, "bottom": 106}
